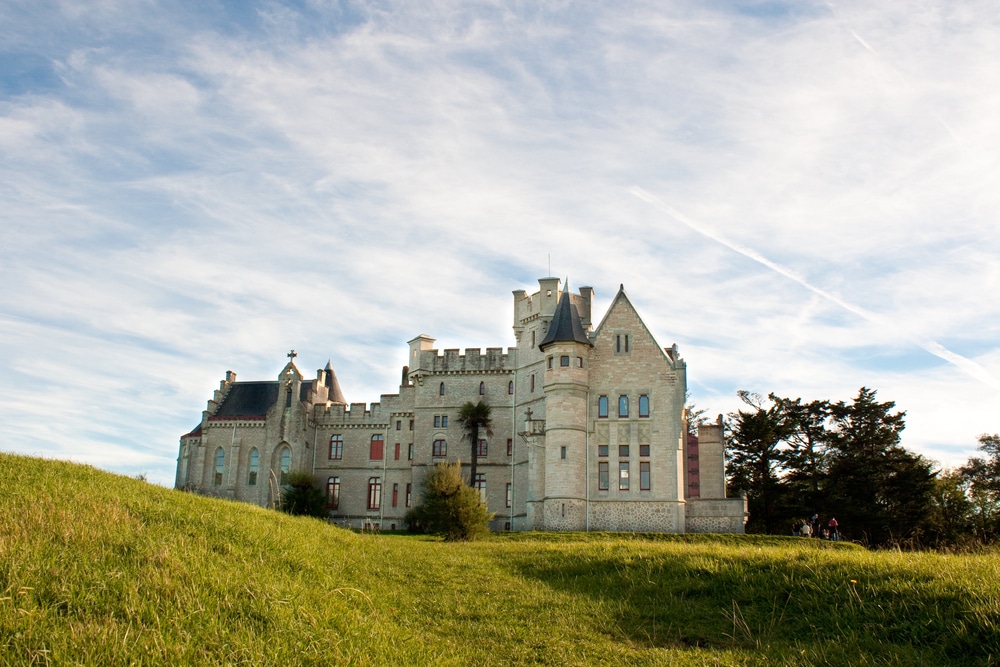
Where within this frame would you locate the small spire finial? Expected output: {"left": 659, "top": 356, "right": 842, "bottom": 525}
{"left": 287, "top": 349, "right": 297, "bottom": 360}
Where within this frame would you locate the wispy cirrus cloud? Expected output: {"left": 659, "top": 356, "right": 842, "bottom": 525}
{"left": 1, "top": 1, "right": 998, "bottom": 484}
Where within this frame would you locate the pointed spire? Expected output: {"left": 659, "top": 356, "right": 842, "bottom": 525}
{"left": 324, "top": 359, "right": 347, "bottom": 404}
{"left": 539, "top": 281, "right": 593, "bottom": 350}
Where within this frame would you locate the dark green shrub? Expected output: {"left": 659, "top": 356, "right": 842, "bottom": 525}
{"left": 280, "top": 471, "right": 329, "bottom": 518}
{"left": 406, "top": 461, "right": 493, "bottom": 541}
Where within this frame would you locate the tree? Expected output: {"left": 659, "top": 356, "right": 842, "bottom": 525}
{"left": 775, "top": 396, "right": 831, "bottom": 512}
{"left": 925, "top": 469, "right": 975, "bottom": 547}
{"left": 456, "top": 400, "right": 493, "bottom": 489}
{"left": 684, "top": 395, "right": 708, "bottom": 437}
{"left": 405, "top": 461, "right": 493, "bottom": 541}
{"left": 726, "top": 391, "right": 796, "bottom": 534}
{"left": 960, "top": 434, "right": 1000, "bottom": 542}
{"left": 279, "top": 471, "right": 329, "bottom": 518}
{"left": 825, "top": 387, "right": 934, "bottom": 546}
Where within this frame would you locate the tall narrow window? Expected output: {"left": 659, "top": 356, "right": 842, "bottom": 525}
{"left": 619, "top": 395, "right": 629, "bottom": 418}
{"left": 327, "top": 477, "right": 340, "bottom": 509}
{"left": 329, "top": 435, "right": 343, "bottom": 460}
{"left": 408, "top": 443, "right": 414, "bottom": 460}
{"left": 477, "top": 439, "right": 488, "bottom": 458}
{"left": 479, "top": 381, "right": 485, "bottom": 395}
{"left": 616, "top": 334, "right": 621, "bottom": 353}
{"left": 394, "top": 442, "right": 400, "bottom": 460}
{"left": 508, "top": 380, "right": 514, "bottom": 395}
{"left": 367, "top": 477, "right": 382, "bottom": 510}
{"left": 279, "top": 446, "right": 291, "bottom": 485}
{"left": 214, "top": 448, "right": 224, "bottom": 486}
{"left": 396, "top": 420, "right": 401, "bottom": 431}
{"left": 639, "top": 395, "right": 649, "bottom": 418}
{"left": 507, "top": 438, "right": 513, "bottom": 456}
{"left": 392, "top": 483, "right": 399, "bottom": 508}
{"left": 405, "top": 483, "right": 412, "bottom": 507}
{"left": 619, "top": 461, "right": 630, "bottom": 491}
{"left": 598, "top": 462, "right": 609, "bottom": 490}
{"left": 560, "top": 446, "right": 567, "bottom": 459}
{"left": 370, "top": 434, "right": 384, "bottom": 461}
{"left": 506, "top": 482, "right": 512, "bottom": 508}
{"left": 547, "top": 356, "right": 553, "bottom": 369}
{"left": 474, "top": 473, "right": 486, "bottom": 503}
{"left": 248, "top": 448, "right": 259, "bottom": 486}
{"left": 640, "top": 461, "right": 651, "bottom": 490}
{"left": 530, "top": 374, "right": 535, "bottom": 392}
{"left": 433, "top": 439, "right": 447, "bottom": 457}
{"left": 439, "top": 382, "right": 445, "bottom": 396}
{"left": 598, "top": 395, "right": 608, "bottom": 418}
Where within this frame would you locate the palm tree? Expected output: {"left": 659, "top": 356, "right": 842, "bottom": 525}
{"left": 457, "top": 400, "right": 493, "bottom": 490}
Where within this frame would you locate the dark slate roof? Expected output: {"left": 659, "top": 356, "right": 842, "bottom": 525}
{"left": 299, "top": 380, "right": 314, "bottom": 402}
{"left": 213, "top": 382, "right": 279, "bottom": 418}
{"left": 539, "top": 287, "right": 593, "bottom": 350}
{"left": 325, "top": 361, "right": 347, "bottom": 404}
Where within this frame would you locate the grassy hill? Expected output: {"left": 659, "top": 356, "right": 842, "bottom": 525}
{"left": 1, "top": 454, "right": 998, "bottom": 666}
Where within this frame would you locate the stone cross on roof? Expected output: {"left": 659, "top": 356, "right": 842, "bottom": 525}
{"left": 287, "top": 349, "right": 297, "bottom": 360}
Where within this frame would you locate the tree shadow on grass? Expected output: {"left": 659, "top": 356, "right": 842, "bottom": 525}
{"left": 492, "top": 534, "right": 999, "bottom": 665}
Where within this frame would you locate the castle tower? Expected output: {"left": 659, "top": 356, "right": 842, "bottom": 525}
{"left": 537, "top": 283, "right": 594, "bottom": 530}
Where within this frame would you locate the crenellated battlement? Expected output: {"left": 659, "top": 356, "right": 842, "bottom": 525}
{"left": 411, "top": 346, "right": 514, "bottom": 374}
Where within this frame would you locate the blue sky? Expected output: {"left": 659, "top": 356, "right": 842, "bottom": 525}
{"left": 2, "top": 0, "right": 998, "bottom": 486}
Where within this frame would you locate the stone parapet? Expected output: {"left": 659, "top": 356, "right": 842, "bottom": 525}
{"left": 685, "top": 497, "right": 748, "bottom": 533}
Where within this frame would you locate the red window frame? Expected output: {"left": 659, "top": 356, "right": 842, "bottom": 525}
{"left": 370, "top": 434, "right": 384, "bottom": 461}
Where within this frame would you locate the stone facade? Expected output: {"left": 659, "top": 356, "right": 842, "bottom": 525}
{"left": 175, "top": 278, "right": 748, "bottom": 533}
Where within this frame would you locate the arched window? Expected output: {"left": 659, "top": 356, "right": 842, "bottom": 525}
{"left": 433, "top": 439, "right": 447, "bottom": 457}
{"left": 508, "top": 380, "right": 514, "bottom": 395}
{"left": 479, "top": 381, "right": 485, "bottom": 395}
{"left": 327, "top": 477, "right": 340, "bottom": 509}
{"left": 214, "top": 448, "right": 225, "bottom": 486}
{"left": 598, "top": 396, "right": 608, "bottom": 418}
{"left": 248, "top": 448, "right": 259, "bottom": 486}
{"left": 329, "top": 434, "right": 343, "bottom": 460}
{"left": 439, "top": 382, "right": 445, "bottom": 396}
{"left": 279, "top": 446, "right": 291, "bottom": 484}
{"left": 619, "top": 395, "right": 629, "bottom": 418}
{"left": 639, "top": 395, "right": 649, "bottom": 418}
{"left": 367, "top": 477, "right": 382, "bottom": 510}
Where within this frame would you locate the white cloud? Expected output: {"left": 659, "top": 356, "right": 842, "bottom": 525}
{"left": 1, "top": 0, "right": 998, "bottom": 486}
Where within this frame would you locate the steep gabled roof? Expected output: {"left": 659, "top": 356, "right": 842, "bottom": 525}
{"left": 539, "top": 284, "right": 593, "bottom": 351}
{"left": 212, "top": 382, "right": 279, "bottom": 418}
{"left": 592, "top": 284, "right": 672, "bottom": 363}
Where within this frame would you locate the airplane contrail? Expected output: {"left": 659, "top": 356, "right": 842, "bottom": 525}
{"left": 630, "top": 186, "right": 1000, "bottom": 391}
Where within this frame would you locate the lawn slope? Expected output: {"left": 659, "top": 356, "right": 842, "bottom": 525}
{"left": 0, "top": 454, "right": 997, "bottom": 666}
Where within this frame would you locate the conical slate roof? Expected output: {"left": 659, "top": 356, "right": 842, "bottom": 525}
{"left": 325, "top": 360, "right": 347, "bottom": 404}
{"left": 539, "top": 285, "right": 593, "bottom": 351}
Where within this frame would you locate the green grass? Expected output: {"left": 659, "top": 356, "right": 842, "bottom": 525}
{"left": 1, "top": 454, "right": 998, "bottom": 665}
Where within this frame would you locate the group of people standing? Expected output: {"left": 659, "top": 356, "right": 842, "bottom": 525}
{"left": 793, "top": 514, "right": 840, "bottom": 541}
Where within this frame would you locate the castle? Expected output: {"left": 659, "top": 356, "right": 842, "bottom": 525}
{"left": 175, "top": 278, "right": 747, "bottom": 533}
